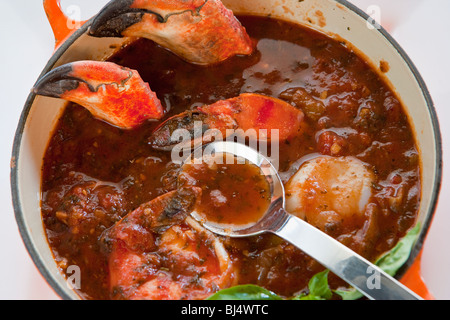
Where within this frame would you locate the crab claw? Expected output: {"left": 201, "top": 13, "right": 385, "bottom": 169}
{"left": 149, "top": 93, "right": 305, "bottom": 150}
{"left": 103, "top": 186, "right": 236, "bottom": 300}
{"left": 88, "top": 0, "right": 254, "bottom": 65}
{"left": 33, "top": 61, "right": 164, "bottom": 129}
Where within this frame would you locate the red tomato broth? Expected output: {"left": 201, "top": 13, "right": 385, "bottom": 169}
{"left": 41, "top": 16, "right": 420, "bottom": 299}
{"left": 179, "top": 153, "right": 271, "bottom": 227}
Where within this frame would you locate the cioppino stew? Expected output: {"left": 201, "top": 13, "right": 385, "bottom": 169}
{"left": 38, "top": 9, "right": 420, "bottom": 300}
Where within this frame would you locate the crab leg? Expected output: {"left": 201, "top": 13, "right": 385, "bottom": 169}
{"left": 149, "top": 93, "right": 305, "bottom": 150}
{"left": 33, "top": 61, "right": 164, "bottom": 129}
{"left": 88, "top": 0, "right": 254, "bottom": 65}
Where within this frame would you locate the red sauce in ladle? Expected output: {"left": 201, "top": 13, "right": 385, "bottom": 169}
{"left": 178, "top": 153, "right": 271, "bottom": 227}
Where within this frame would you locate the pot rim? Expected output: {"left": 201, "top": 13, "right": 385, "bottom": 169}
{"left": 11, "top": 18, "right": 95, "bottom": 301}
{"left": 11, "top": 0, "right": 442, "bottom": 300}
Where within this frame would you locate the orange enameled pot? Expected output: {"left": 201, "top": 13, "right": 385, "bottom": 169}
{"left": 11, "top": 0, "right": 441, "bottom": 299}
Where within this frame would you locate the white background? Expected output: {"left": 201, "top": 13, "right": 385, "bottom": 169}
{"left": 0, "top": 0, "right": 448, "bottom": 300}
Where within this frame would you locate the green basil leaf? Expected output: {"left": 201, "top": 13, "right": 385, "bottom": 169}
{"left": 208, "top": 271, "right": 333, "bottom": 300}
{"left": 375, "top": 223, "right": 421, "bottom": 276}
{"left": 207, "top": 284, "right": 283, "bottom": 300}
{"left": 333, "top": 287, "right": 364, "bottom": 301}
{"left": 293, "top": 270, "right": 332, "bottom": 300}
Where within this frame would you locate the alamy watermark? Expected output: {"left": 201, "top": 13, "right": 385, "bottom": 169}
{"left": 66, "top": 265, "right": 81, "bottom": 290}
{"left": 366, "top": 266, "right": 381, "bottom": 290}
{"left": 366, "top": 5, "right": 382, "bottom": 30}
{"left": 65, "top": 4, "right": 83, "bottom": 30}
{"left": 169, "top": 121, "right": 280, "bottom": 170}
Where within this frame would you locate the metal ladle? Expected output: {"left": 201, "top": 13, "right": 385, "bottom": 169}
{"left": 180, "top": 141, "right": 422, "bottom": 300}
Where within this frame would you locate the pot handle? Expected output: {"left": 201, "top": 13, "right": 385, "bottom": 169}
{"left": 400, "top": 250, "right": 434, "bottom": 300}
{"left": 43, "top": 0, "right": 87, "bottom": 49}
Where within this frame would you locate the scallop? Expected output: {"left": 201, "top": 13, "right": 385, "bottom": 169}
{"left": 285, "top": 156, "right": 375, "bottom": 231}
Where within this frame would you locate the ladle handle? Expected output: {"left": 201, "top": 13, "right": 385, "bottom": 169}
{"left": 274, "top": 211, "right": 422, "bottom": 300}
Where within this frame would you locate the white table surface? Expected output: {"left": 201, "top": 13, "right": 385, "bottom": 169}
{"left": 0, "top": 0, "right": 448, "bottom": 300}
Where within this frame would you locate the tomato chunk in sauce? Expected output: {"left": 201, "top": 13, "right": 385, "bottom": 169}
{"left": 41, "top": 16, "right": 420, "bottom": 300}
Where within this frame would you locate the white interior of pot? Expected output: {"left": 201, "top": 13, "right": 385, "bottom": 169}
{"left": 15, "top": 0, "right": 439, "bottom": 299}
